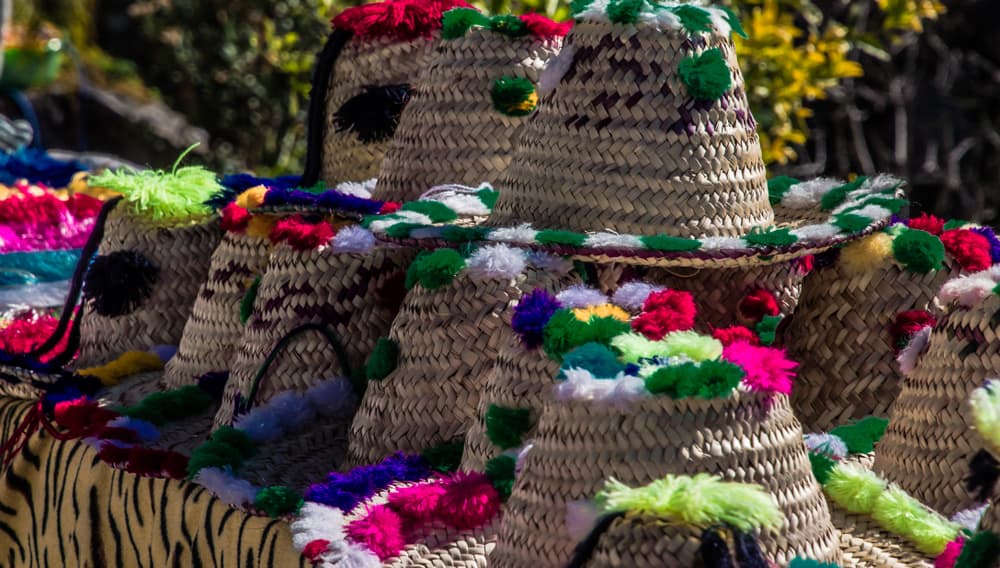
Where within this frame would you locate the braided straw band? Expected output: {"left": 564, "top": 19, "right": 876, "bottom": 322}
{"left": 788, "top": 259, "right": 960, "bottom": 432}
{"left": 492, "top": 392, "right": 842, "bottom": 567}
{"left": 373, "top": 28, "right": 562, "bottom": 202}
{"left": 215, "top": 244, "right": 416, "bottom": 428}
{"left": 76, "top": 209, "right": 222, "bottom": 368}
{"left": 873, "top": 294, "right": 1000, "bottom": 516}
{"left": 345, "top": 266, "right": 577, "bottom": 468}
{"left": 319, "top": 36, "right": 436, "bottom": 187}
{"left": 162, "top": 231, "right": 272, "bottom": 388}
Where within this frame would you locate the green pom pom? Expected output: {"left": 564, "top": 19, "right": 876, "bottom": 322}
{"left": 489, "top": 14, "right": 529, "bottom": 37}
{"left": 809, "top": 452, "right": 836, "bottom": 485}
{"left": 670, "top": 4, "right": 714, "bottom": 34}
{"left": 440, "top": 226, "right": 489, "bottom": 243}
{"left": 254, "top": 486, "right": 303, "bottom": 518}
{"left": 122, "top": 385, "right": 213, "bottom": 426}
{"left": 365, "top": 337, "right": 399, "bottom": 382}
{"left": 829, "top": 416, "right": 889, "bottom": 455}
{"left": 691, "top": 360, "right": 745, "bottom": 398}
{"left": 536, "top": 229, "right": 587, "bottom": 247}
{"left": 407, "top": 248, "right": 466, "bottom": 290}
{"left": 485, "top": 455, "right": 517, "bottom": 500}
{"left": 833, "top": 213, "right": 874, "bottom": 233}
{"left": 645, "top": 363, "right": 699, "bottom": 398}
{"left": 187, "top": 440, "right": 246, "bottom": 477}
{"left": 385, "top": 222, "right": 422, "bottom": 239}
{"left": 421, "top": 440, "right": 464, "bottom": 473}
{"left": 401, "top": 200, "right": 458, "bottom": 222}
{"left": 477, "top": 187, "right": 499, "bottom": 210}
{"left": 211, "top": 426, "right": 257, "bottom": 459}
{"left": 485, "top": 405, "right": 533, "bottom": 450}
{"left": 820, "top": 177, "right": 867, "bottom": 211}
{"left": 606, "top": 0, "right": 645, "bottom": 24}
{"left": 570, "top": 0, "right": 595, "bottom": 16}
{"left": 491, "top": 76, "right": 538, "bottom": 117}
{"left": 639, "top": 234, "right": 701, "bottom": 252}
{"left": 756, "top": 315, "right": 782, "bottom": 346}
{"left": 943, "top": 219, "right": 969, "bottom": 230}
{"left": 720, "top": 5, "right": 748, "bottom": 39}
{"left": 542, "top": 309, "right": 592, "bottom": 360}
{"left": 405, "top": 251, "right": 430, "bottom": 289}
{"left": 746, "top": 227, "right": 797, "bottom": 247}
{"left": 892, "top": 228, "right": 945, "bottom": 273}
{"left": 442, "top": 7, "right": 490, "bottom": 40}
{"left": 678, "top": 48, "right": 732, "bottom": 101}
{"left": 240, "top": 276, "right": 261, "bottom": 325}
{"left": 956, "top": 531, "right": 1000, "bottom": 567}
{"left": 767, "top": 176, "right": 799, "bottom": 205}
{"left": 560, "top": 342, "right": 624, "bottom": 378}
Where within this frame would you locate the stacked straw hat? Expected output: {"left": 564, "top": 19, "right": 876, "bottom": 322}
{"left": 486, "top": 281, "right": 843, "bottom": 566}
{"left": 301, "top": 0, "right": 472, "bottom": 188}
{"left": 344, "top": 244, "right": 579, "bottom": 467}
{"left": 873, "top": 265, "right": 1000, "bottom": 517}
{"left": 965, "top": 378, "right": 1000, "bottom": 563}
{"left": 787, "top": 216, "right": 1000, "bottom": 431}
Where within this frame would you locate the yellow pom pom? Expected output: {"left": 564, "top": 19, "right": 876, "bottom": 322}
{"left": 246, "top": 214, "right": 276, "bottom": 239}
{"left": 573, "top": 304, "right": 630, "bottom": 322}
{"left": 236, "top": 185, "right": 268, "bottom": 210}
{"left": 840, "top": 233, "right": 893, "bottom": 275}
{"left": 77, "top": 351, "right": 164, "bottom": 387}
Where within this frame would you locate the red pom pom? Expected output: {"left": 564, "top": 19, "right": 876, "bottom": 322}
{"left": 97, "top": 443, "right": 130, "bottom": 465}
{"left": 712, "top": 326, "right": 760, "bottom": 346}
{"left": 303, "top": 540, "right": 330, "bottom": 562}
{"left": 737, "top": 289, "right": 780, "bottom": 324}
{"left": 98, "top": 426, "right": 141, "bottom": 444}
{"left": 161, "top": 451, "right": 189, "bottom": 479}
{"left": 889, "top": 309, "right": 936, "bottom": 353}
{"left": 387, "top": 481, "right": 446, "bottom": 523}
{"left": 220, "top": 203, "right": 251, "bottom": 233}
{"left": 0, "top": 312, "right": 68, "bottom": 362}
{"left": 435, "top": 472, "right": 501, "bottom": 531}
{"left": 123, "top": 447, "right": 166, "bottom": 475}
{"left": 941, "top": 229, "right": 993, "bottom": 272}
{"left": 67, "top": 193, "right": 104, "bottom": 220}
{"left": 796, "top": 254, "right": 815, "bottom": 274}
{"left": 333, "top": 0, "right": 470, "bottom": 42}
{"left": 345, "top": 505, "right": 407, "bottom": 561}
{"left": 379, "top": 201, "right": 401, "bottom": 214}
{"left": 54, "top": 399, "right": 116, "bottom": 436}
{"left": 518, "top": 13, "right": 572, "bottom": 38}
{"left": 907, "top": 213, "right": 945, "bottom": 236}
{"left": 269, "top": 216, "right": 335, "bottom": 250}
{"left": 632, "top": 290, "right": 697, "bottom": 339}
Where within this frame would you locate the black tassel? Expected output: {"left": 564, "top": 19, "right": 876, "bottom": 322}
{"left": 83, "top": 250, "right": 159, "bottom": 316}
{"left": 967, "top": 449, "right": 1000, "bottom": 501}
{"left": 733, "top": 530, "right": 768, "bottom": 568}
{"left": 333, "top": 84, "right": 412, "bottom": 143}
{"left": 565, "top": 512, "right": 625, "bottom": 568}
{"left": 699, "top": 527, "right": 735, "bottom": 568}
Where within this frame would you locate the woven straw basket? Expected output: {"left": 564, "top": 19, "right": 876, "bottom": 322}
{"left": 980, "top": 501, "right": 1000, "bottom": 534}
{"left": 873, "top": 293, "right": 1000, "bottom": 516}
{"left": 76, "top": 208, "right": 222, "bottom": 367}
{"left": 345, "top": 265, "right": 577, "bottom": 468}
{"left": 788, "top": 258, "right": 960, "bottom": 432}
{"left": 214, "top": 243, "right": 416, "bottom": 428}
{"left": 318, "top": 37, "right": 435, "bottom": 187}
{"left": 492, "top": 392, "right": 842, "bottom": 567}
{"left": 373, "top": 27, "right": 562, "bottom": 202}
{"left": 829, "top": 503, "right": 933, "bottom": 567}
{"left": 385, "top": 518, "right": 498, "bottom": 567}
{"left": 584, "top": 517, "right": 739, "bottom": 567}
{"left": 486, "top": 22, "right": 771, "bottom": 241}
{"left": 161, "top": 230, "right": 272, "bottom": 388}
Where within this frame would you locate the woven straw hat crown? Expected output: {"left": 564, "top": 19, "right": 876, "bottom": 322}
{"left": 487, "top": 0, "right": 773, "bottom": 239}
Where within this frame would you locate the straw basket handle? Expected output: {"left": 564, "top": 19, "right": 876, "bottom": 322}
{"left": 237, "top": 322, "right": 355, "bottom": 416}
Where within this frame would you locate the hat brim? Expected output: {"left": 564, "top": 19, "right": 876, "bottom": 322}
{"left": 365, "top": 175, "right": 905, "bottom": 268}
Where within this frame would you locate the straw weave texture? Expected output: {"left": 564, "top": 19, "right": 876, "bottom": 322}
{"left": 320, "top": 37, "right": 435, "bottom": 186}
{"left": 873, "top": 294, "right": 1000, "bottom": 516}
{"left": 386, "top": 518, "right": 497, "bottom": 567}
{"left": 345, "top": 267, "right": 576, "bottom": 467}
{"left": 585, "top": 517, "right": 710, "bottom": 567}
{"left": 215, "top": 244, "right": 415, "bottom": 428}
{"left": 486, "top": 23, "right": 772, "bottom": 238}
{"left": 374, "top": 30, "right": 562, "bottom": 202}
{"left": 830, "top": 504, "right": 933, "bottom": 568}
{"left": 788, "top": 260, "right": 959, "bottom": 432}
{"left": 162, "top": 231, "right": 272, "bottom": 388}
{"left": 76, "top": 210, "right": 222, "bottom": 368}
{"left": 491, "top": 392, "right": 841, "bottom": 567}
{"left": 980, "top": 501, "right": 1000, "bottom": 533}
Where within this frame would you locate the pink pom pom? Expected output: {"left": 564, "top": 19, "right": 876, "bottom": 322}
{"left": 435, "top": 472, "right": 502, "bottom": 531}
{"left": 935, "top": 537, "right": 965, "bottom": 568}
{"left": 387, "top": 482, "right": 446, "bottom": 523}
{"left": 722, "top": 342, "right": 798, "bottom": 395}
{"left": 303, "top": 539, "right": 330, "bottom": 562}
{"left": 345, "top": 505, "right": 407, "bottom": 561}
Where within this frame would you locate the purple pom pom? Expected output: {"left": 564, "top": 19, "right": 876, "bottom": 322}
{"left": 304, "top": 453, "right": 430, "bottom": 511}
{"left": 971, "top": 226, "right": 1000, "bottom": 263}
{"left": 316, "top": 190, "right": 384, "bottom": 215}
{"left": 512, "top": 289, "right": 562, "bottom": 349}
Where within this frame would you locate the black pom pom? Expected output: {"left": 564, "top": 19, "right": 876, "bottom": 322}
{"left": 967, "top": 448, "right": 1000, "bottom": 502}
{"left": 699, "top": 527, "right": 735, "bottom": 568}
{"left": 333, "top": 84, "right": 412, "bottom": 143}
{"left": 733, "top": 530, "right": 769, "bottom": 568}
{"left": 83, "top": 250, "right": 160, "bottom": 316}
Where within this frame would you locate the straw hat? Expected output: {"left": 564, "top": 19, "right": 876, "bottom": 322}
{"left": 344, "top": 244, "right": 578, "bottom": 467}
{"left": 482, "top": 281, "right": 842, "bottom": 567}
{"left": 873, "top": 266, "right": 1000, "bottom": 517}
{"left": 788, "top": 217, "right": 1000, "bottom": 431}
{"left": 365, "top": 0, "right": 904, "bottom": 269}
{"left": 372, "top": 9, "right": 569, "bottom": 202}
{"left": 301, "top": 0, "right": 471, "bottom": 188}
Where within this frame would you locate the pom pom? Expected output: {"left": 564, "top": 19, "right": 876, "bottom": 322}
{"left": 841, "top": 232, "right": 894, "bottom": 274}
{"left": 632, "top": 289, "right": 697, "bottom": 340}
{"left": 712, "top": 326, "right": 760, "bottom": 346}
{"left": 255, "top": 486, "right": 304, "bottom": 518}
{"left": 386, "top": 482, "right": 446, "bottom": 523}
{"left": 518, "top": 13, "right": 572, "bottom": 37}
{"left": 967, "top": 449, "right": 1000, "bottom": 502}
{"left": 77, "top": 350, "right": 165, "bottom": 387}
{"left": 829, "top": 416, "right": 889, "bottom": 454}
{"left": 890, "top": 310, "right": 937, "bottom": 353}
{"left": 556, "top": 285, "right": 606, "bottom": 309}
{"left": 722, "top": 342, "right": 797, "bottom": 395}
{"left": 441, "top": 7, "right": 489, "bottom": 39}
{"left": 420, "top": 441, "right": 464, "bottom": 473}
{"left": 678, "top": 48, "right": 732, "bottom": 101}
{"left": 936, "top": 537, "right": 964, "bottom": 568}
{"left": 644, "top": 361, "right": 743, "bottom": 399}
{"left": 560, "top": 342, "right": 624, "bottom": 378}
{"left": 661, "top": 331, "right": 724, "bottom": 362}
{"left": 572, "top": 304, "right": 630, "bottom": 323}
{"left": 485, "top": 404, "right": 533, "bottom": 450}
{"left": 436, "top": 472, "right": 502, "bottom": 530}
{"left": 331, "top": 226, "right": 376, "bottom": 252}
{"left": 699, "top": 527, "right": 734, "bottom": 567}
{"left": 491, "top": 76, "right": 538, "bottom": 117}
{"left": 345, "top": 506, "right": 406, "bottom": 561}
{"left": 611, "top": 282, "right": 662, "bottom": 311}
{"left": 192, "top": 466, "right": 258, "bottom": 507}
{"left": 332, "top": 0, "right": 469, "bottom": 42}
{"left": 465, "top": 244, "right": 526, "bottom": 281}
{"left": 941, "top": 229, "right": 993, "bottom": 272}
{"left": 220, "top": 202, "right": 251, "bottom": 233}
{"left": 737, "top": 289, "right": 780, "bottom": 324}
{"left": 334, "top": 85, "right": 412, "bottom": 143}
{"left": 485, "top": 455, "right": 516, "bottom": 500}
{"left": 406, "top": 248, "right": 465, "bottom": 290}
{"left": 972, "top": 226, "right": 1000, "bottom": 262}
{"left": 955, "top": 531, "right": 1000, "bottom": 567}
{"left": 909, "top": 213, "right": 946, "bottom": 236}
{"left": 365, "top": 338, "right": 399, "bottom": 382}
{"left": 893, "top": 228, "right": 946, "bottom": 273}
{"left": 809, "top": 452, "right": 836, "bottom": 485}
{"left": 236, "top": 186, "right": 268, "bottom": 210}
{"left": 824, "top": 463, "right": 887, "bottom": 513}
{"left": 118, "top": 385, "right": 213, "bottom": 425}
{"left": 543, "top": 310, "right": 629, "bottom": 360}
{"left": 803, "top": 433, "right": 848, "bottom": 459}
{"left": 83, "top": 250, "right": 160, "bottom": 316}
{"left": 270, "top": 216, "right": 335, "bottom": 250}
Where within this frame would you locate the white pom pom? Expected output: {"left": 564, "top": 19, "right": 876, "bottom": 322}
{"left": 465, "top": 244, "right": 527, "bottom": 281}
{"left": 331, "top": 226, "right": 377, "bottom": 253}
{"left": 556, "top": 285, "right": 606, "bottom": 309}
{"left": 897, "top": 326, "right": 932, "bottom": 375}
{"left": 307, "top": 377, "right": 359, "bottom": 419}
{"left": 611, "top": 281, "right": 662, "bottom": 311}
{"left": 193, "top": 467, "right": 259, "bottom": 507}
{"left": 803, "top": 433, "right": 848, "bottom": 460}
